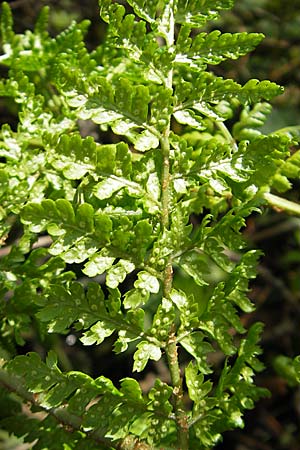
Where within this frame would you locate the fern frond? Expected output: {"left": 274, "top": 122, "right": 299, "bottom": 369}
{"left": 278, "top": 149, "right": 300, "bottom": 185}
{"left": 178, "top": 246, "right": 260, "bottom": 354}
{"left": 125, "top": 0, "right": 158, "bottom": 24}
{"left": 0, "top": 1, "right": 293, "bottom": 448}
{"left": 174, "top": 73, "right": 283, "bottom": 124}
{"left": 0, "top": 0, "right": 95, "bottom": 97}
{"left": 100, "top": 1, "right": 175, "bottom": 84}
{"left": 175, "top": 28, "right": 264, "bottom": 69}
{"left": 233, "top": 103, "right": 273, "bottom": 140}
{"left": 0, "top": 2, "right": 14, "bottom": 47}
{"left": 176, "top": 0, "right": 234, "bottom": 27}
{"left": 35, "top": 281, "right": 148, "bottom": 351}
{"left": 33, "top": 6, "right": 50, "bottom": 36}
{"left": 269, "top": 127, "right": 300, "bottom": 192}
{"left": 56, "top": 70, "right": 164, "bottom": 151}
{"left": 0, "top": 352, "right": 175, "bottom": 448}
{"left": 21, "top": 197, "right": 159, "bottom": 312}
{"left": 186, "top": 323, "right": 268, "bottom": 448}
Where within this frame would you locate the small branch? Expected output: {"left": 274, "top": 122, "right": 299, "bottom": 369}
{"left": 257, "top": 264, "right": 300, "bottom": 307}
{"left": 0, "top": 235, "right": 53, "bottom": 258}
{"left": 264, "top": 192, "right": 300, "bottom": 216}
{"left": 250, "top": 217, "right": 300, "bottom": 242}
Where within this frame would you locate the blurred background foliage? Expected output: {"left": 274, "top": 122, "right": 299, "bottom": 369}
{"left": 1, "top": 0, "right": 300, "bottom": 449}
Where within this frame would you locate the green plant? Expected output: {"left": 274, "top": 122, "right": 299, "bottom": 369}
{"left": 0, "top": 1, "right": 299, "bottom": 449}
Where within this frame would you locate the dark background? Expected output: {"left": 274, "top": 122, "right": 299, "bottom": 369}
{"left": 1, "top": 1, "right": 300, "bottom": 449}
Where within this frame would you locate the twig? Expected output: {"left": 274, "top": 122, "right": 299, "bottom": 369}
{"left": 250, "top": 218, "right": 300, "bottom": 242}
{"left": 264, "top": 192, "right": 300, "bottom": 217}
{"left": 0, "top": 235, "right": 52, "bottom": 258}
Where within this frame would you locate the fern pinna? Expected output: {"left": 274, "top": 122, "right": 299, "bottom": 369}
{"left": 0, "top": 1, "right": 295, "bottom": 449}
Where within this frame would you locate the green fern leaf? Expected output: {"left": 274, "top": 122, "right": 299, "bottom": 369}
{"left": 175, "top": 73, "right": 283, "bottom": 124}
{"left": 0, "top": 2, "right": 14, "bottom": 50}
{"left": 176, "top": 29, "right": 264, "bottom": 68}
{"left": 59, "top": 73, "right": 161, "bottom": 151}
{"left": 233, "top": 103, "right": 273, "bottom": 140}
{"left": 176, "top": 0, "right": 234, "bottom": 26}
{"left": 125, "top": 0, "right": 158, "bottom": 24}
{"left": 0, "top": 1, "right": 293, "bottom": 448}
{"left": 133, "top": 341, "right": 162, "bottom": 372}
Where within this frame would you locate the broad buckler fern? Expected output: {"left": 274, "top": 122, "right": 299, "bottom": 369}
{"left": 0, "top": 1, "right": 297, "bottom": 449}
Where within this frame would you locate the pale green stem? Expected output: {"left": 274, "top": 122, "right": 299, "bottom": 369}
{"left": 161, "top": 135, "right": 171, "bottom": 229}
{"left": 264, "top": 192, "right": 300, "bottom": 216}
{"left": 216, "top": 121, "right": 238, "bottom": 151}
{"left": 161, "top": 126, "right": 189, "bottom": 450}
{"left": 165, "top": 326, "right": 189, "bottom": 450}
{"left": 159, "top": 4, "right": 189, "bottom": 448}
